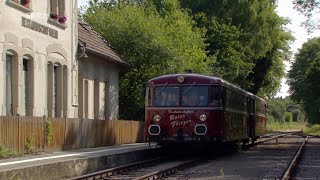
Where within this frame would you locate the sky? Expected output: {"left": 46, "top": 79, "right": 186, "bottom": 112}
{"left": 276, "top": 0, "right": 320, "bottom": 98}
{"left": 78, "top": 0, "right": 320, "bottom": 98}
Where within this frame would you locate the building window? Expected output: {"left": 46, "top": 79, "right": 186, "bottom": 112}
{"left": 50, "top": 0, "right": 66, "bottom": 24}
{"left": 47, "top": 62, "right": 66, "bottom": 118}
{"left": 84, "top": 80, "right": 89, "bottom": 119}
{"left": 94, "top": 79, "right": 100, "bottom": 119}
{"left": 104, "top": 82, "right": 109, "bottom": 120}
{"left": 6, "top": 54, "right": 13, "bottom": 115}
{"left": 21, "top": 56, "right": 34, "bottom": 116}
{"left": 21, "top": 59, "right": 29, "bottom": 116}
{"left": 63, "top": 66, "right": 68, "bottom": 117}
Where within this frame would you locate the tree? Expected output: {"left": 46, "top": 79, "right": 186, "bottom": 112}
{"left": 267, "top": 97, "right": 306, "bottom": 122}
{"left": 293, "top": 0, "right": 320, "bottom": 33}
{"left": 288, "top": 37, "right": 320, "bottom": 124}
{"left": 179, "top": 0, "right": 293, "bottom": 97}
{"left": 83, "top": 0, "right": 208, "bottom": 119}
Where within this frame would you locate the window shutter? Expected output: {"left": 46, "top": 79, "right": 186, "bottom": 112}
{"left": 50, "top": 0, "right": 58, "bottom": 15}
{"left": 58, "top": 0, "right": 65, "bottom": 16}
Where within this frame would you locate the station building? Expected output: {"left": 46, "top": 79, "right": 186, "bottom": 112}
{"left": 0, "top": 0, "right": 127, "bottom": 119}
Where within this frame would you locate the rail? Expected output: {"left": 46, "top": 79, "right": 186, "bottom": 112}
{"left": 281, "top": 136, "right": 308, "bottom": 180}
{"left": 256, "top": 131, "right": 302, "bottom": 145}
{"left": 70, "top": 158, "right": 163, "bottom": 180}
{"left": 132, "top": 159, "right": 200, "bottom": 180}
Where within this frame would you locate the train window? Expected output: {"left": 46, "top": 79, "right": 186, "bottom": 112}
{"left": 154, "top": 86, "right": 179, "bottom": 107}
{"left": 182, "top": 86, "right": 208, "bottom": 107}
{"left": 255, "top": 100, "right": 266, "bottom": 115}
{"left": 225, "top": 88, "right": 246, "bottom": 111}
{"left": 210, "top": 86, "right": 222, "bottom": 106}
{"left": 145, "top": 87, "right": 153, "bottom": 107}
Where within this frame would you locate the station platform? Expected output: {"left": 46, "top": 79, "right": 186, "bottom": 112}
{"left": 0, "top": 143, "right": 158, "bottom": 180}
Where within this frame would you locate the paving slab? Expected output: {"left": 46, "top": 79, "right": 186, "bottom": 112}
{"left": 0, "top": 143, "right": 157, "bottom": 180}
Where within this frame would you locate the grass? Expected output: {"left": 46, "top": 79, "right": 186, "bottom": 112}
{"left": 304, "top": 124, "right": 320, "bottom": 136}
{"left": 267, "top": 121, "right": 307, "bottom": 133}
{"left": 267, "top": 121, "right": 320, "bottom": 136}
{"left": 0, "top": 146, "right": 23, "bottom": 159}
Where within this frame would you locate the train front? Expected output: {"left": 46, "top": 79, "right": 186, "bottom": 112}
{"left": 144, "top": 74, "right": 223, "bottom": 145}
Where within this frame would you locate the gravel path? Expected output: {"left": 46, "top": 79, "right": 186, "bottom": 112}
{"left": 165, "top": 135, "right": 305, "bottom": 180}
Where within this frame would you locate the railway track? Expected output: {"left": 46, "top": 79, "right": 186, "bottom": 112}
{"left": 281, "top": 136, "right": 308, "bottom": 180}
{"left": 257, "top": 131, "right": 302, "bottom": 144}
{"left": 71, "top": 157, "right": 202, "bottom": 180}
{"left": 71, "top": 131, "right": 304, "bottom": 180}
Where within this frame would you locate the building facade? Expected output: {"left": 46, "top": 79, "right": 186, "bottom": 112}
{"left": 0, "top": 0, "right": 126, "bottom": 119}
{"left": 78, "top": 21, "right": 129, "bottom": 120}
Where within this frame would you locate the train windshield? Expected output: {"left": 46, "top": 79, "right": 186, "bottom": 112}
{"left": 155, "top": 86, "right": 180, "bottom": 106}
{"left": 182, "top": 86, "right": 208, "bottom": 107}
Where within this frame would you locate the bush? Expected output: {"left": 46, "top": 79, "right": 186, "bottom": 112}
{"left": 45, "top": 121, "right": 54, "bottom": 145}
{"left": 0, "top": 146, "right": 23, "bottom": 159}
{"left": 304, "top": 124, "right": 320, "bottom": 136}
{"left": 267, "top": 114, "right": 275, "bottom": 123}
{"left": 282, "top": 112, "right": 293, "bottom": 123}
{"left": 291, "top": 109, "right": 300, "bottom": 122}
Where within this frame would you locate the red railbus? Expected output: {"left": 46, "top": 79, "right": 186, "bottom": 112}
{"left": 145, "top": 73, "right": 267, "bottom": 146}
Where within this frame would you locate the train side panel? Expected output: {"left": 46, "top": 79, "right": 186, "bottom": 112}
{"left": 224, "top": 111, "right": 248, "bottom": 141}
{"left": 255, "top": 115, "right": 267, "bottom": 136}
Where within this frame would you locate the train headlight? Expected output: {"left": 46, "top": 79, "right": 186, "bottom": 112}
{"left": 153, "top": 115, "right": 161, "bottom": 122}
{"left": 199, "top": 114, "right": 207, "bottom": 122}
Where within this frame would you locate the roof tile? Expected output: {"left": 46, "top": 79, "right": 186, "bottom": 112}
{"left": 78, "top": 20, "right": 128, "bottom": 66}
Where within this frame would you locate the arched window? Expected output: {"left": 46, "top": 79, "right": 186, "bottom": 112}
{"left": 5, "top": 54, "right": 13, "bottom": 115}
{"left": 21, "top": 55, "right": 34, "bottom": 116}
{"left": 47, "top": 62, "right": 65, "bottom": 118}
{"left": 53, "top": 63, "right": 62, "bottom": 117}
{"left": 63, "top": 65, "right": 68, "bottom": 117}
{"left": 47, "top": 62, "right": 64, "bottom": 117}
{"left": 5, "top": 50, "right": 19, "bottom": 116}
{"left": 47, "top": 62, "right": 54, "bottom": 117}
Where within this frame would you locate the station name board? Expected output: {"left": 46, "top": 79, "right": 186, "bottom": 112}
{"left": 21, "top": 17, "right": 58, "bottom": 39}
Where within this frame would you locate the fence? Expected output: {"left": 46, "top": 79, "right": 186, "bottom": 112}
{"left": 0, "top": 116, "right": 144, "bottom": 153}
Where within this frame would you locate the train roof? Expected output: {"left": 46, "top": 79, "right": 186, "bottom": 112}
{"left": 148, "top": 73, "right": 266, "bottom": 102}
{"left": 148, "top": 73, "right": 222, "bottom": 84}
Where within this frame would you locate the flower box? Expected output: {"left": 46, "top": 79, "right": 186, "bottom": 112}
{"left": 21, "top": 0, "right": 30, "bottom": 6}
{"left": 50, "top": 13, "right": 59, "bottom": 21}
{"left": 58, "top": 16, "right": 67, "bottom": 24}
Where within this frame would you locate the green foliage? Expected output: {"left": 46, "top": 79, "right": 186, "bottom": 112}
{"left": 282, "top": 112, "right": 293, "bottom": 123}
{"left": 288, "top": 37, "right": 320, "bottom": 124}
{"left": 291, "top": 109, "right": 305, "bottom": 122}
{"left": 267, "top": 114, "right": 275, "bottom": 123}
{"left": 293, "top": 0, "right": 320, "bottom": 33}
{"left": 83, "top": 0, "right": 208, "bottom": 119}
{"left": 25, "top": 135, "right": 35, "bottom": 154}
{"left": 267, "top": 121, "right": 307, "bottom": 133}
{"left": 304, "top": 124, "right": 320, "bottom": 136}
{"left": 0, "top": 146, "right": 23, "bottom": 159}
{"left": 267, "top": 97, "right": 306, "bottom": 123}
{"left": 82, "top": 0, "right": 293, "bottom": 120}
{"left": 179, "top": 0, "right": 293, "bottom": 96}
{"left": 45, "top": 121, "right": 54, "bottom": 145}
